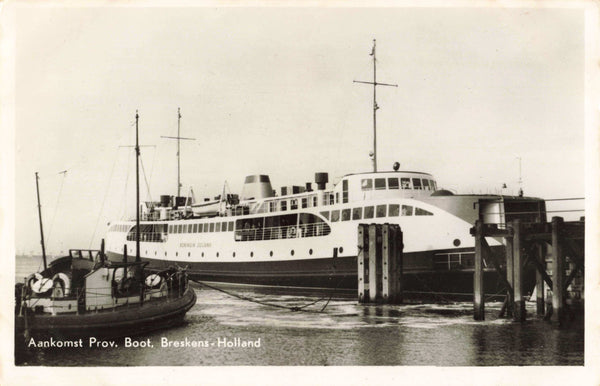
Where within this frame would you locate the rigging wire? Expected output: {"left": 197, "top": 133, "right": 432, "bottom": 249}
{"left": 42, "top": 171, "right": 67, "bottom": 254}
{"left": 88, "top": 147, "right": 120, "bottom": 249}
{"left": 139, "top": 153, "right": 153, "bottom": 202}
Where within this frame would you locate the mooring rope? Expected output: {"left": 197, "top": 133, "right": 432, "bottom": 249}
{"left": 190, "top": 279, "right": 341, "bottom": 314}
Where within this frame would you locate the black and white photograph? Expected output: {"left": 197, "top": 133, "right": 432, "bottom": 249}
{"left": 1, "top": 1, "right": 598, "bottom": 384}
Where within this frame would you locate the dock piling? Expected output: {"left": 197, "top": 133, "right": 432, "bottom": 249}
{"left": 473, "top": 220, "right": 485, "bottom": 320}
{"left": 511, "top": 219, "right": 525, "bottom": 322}
{"left": 357, "top": 223, "right": 403, "bottom": 304}
{"left": 551, "top": 217, "right": 565, "bottom": 325}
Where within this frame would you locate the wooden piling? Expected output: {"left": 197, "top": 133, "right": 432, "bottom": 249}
{"left": 381, "top": 224, "right": 392, "bottom": 302}
{"left": 394, "top": 225, "right": 404, "bottom": 303}
{"left": 473, "top": 220, "right": 485, "bottom": 320}
{"left": 368, "top": 224, "right": 378, "bottom": 302}
{"left": 505, "top": 236, "right": 514, "bottom": 317}
{"left": 512, "top": 219, "right": 525, "bottom": 322}
{"left": 535, "top": 242, "right": 545, "bottom": 316}
{"left": 357, "top": 224, "right": 368, "bottom": 303}
{"left": 551, "top": 217, "right": 565, "bottom": 325}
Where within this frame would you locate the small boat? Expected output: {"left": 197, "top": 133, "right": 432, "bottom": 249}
{"left": 15, "top": 246, "right": 196, "bottom": 340}
{"left": 16, "top": 111, "right": 196, "bottom": 342}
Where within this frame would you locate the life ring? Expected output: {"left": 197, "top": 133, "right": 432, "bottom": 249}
{"left": 145, "top": 274, "right": 162, "bottom": 289}
{"left": 287, "top": 226, "right": 297, "bottom": 238}
{"left": 31, "top": 277, "right": 54, "bottom": 295}
{"left": 51, "top": 273, "right": 71, "bottom": 297}
{"left": 26, "top": 273, "right": 43, "bottom": 289}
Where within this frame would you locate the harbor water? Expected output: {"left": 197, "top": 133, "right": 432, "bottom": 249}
{"left": 15, "top": 256, "right": 584, "bottom": 366}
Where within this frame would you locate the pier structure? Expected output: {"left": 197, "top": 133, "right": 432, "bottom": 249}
{"left": 357, "top": 223, "right": 403, "bottom": 304}
{"left": 471, "top": 216, "right": 584, "bottom": 325}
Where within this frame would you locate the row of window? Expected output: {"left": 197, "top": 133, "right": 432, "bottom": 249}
{"left": 169, "top": 221, "right": 235, "bottom": 234}
{"left": 361, "top": 177, "right": 437, "bottom": 191}
{"left": 320, "top": 204, "right": 433, "bottom": 222}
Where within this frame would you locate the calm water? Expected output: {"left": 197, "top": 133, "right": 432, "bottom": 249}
{"left": 15, "top": 256, "right": 584, "bottom": 366}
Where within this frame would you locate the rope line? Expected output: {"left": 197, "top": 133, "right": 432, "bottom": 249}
{"left": 46, "top": 171, "right": 67, "bottom": 251}
{"left": 190, "top": 279, "right": 338, "bottom": 313}
{"left": 89, "top": 148, "right": 120, "bottom": 248}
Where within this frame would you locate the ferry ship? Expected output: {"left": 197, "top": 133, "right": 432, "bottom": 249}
{"left": 105, "top": 169, "right": 545, "bottom": 295}
{"left": 105, "top": 41, "right": 545, "bottom": 296}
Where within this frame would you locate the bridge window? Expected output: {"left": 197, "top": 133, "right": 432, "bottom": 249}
{"left": 188, "top": 224, "right": 193, "bottom": 233}
{"left": 203, "top": 223, "right": 209, "bottom": 232}
{"left": 389, "top": 204, "right": 400, "bottom": 217}
{"left": 199, "top": 223, "right": 203, "bottom": 233}
{"left": 269, "top": 201, "right": 277, "bottom": 212}
{"left": 364, "top": 206, "right": 374, "bottom": 219}
{"left": 376, "top": 205, "right": 386, "bottom": 218}
{"left": 412, "top": 178, "right": 422, "bottom": 190}
{"left": 361, "top": 178, "right": 373, "bottom": 191}
{"left": 281, "top": 201, "right": 287, "bottom": 211}
{"left": 168, "top": 225, "right": 173, "bottom": 233}
{"left": 402, "top": 205, "right": 413, "bottom": 216}
{"left": 209, "top": 223, "right": 215, "bottom": 232}
{"left": 342, "top": 208, "right": 351, "bottom": 221}
{"left": 375, "top": 178, "right": 386, "bottom": 190}
{"left": 302, "top": 198, "right": 308, "bottom": 208}
{"left": 228, "top": 221, "right": 234, "bottom": 231}
{"left": 388, "top": 178, "right": 399, "bottom": 190}
{"left": 313, "top": 196, "right": 318, "bottom": 207}
{"left": 422, "top": 179, "right": 431, "bottom": 190}
{"left": 331, "top": 210, "right": 340, "bottom": 222}
{"left": 429, "top": 180, "right": 437, "bottom": 190}
{"left": 415, "top": 207, "right": 433, "bottom": 216}
{"left": 401, "top": 178, "right": 411, "bottom": 189}
{"left": 291, "top": 199, "right": 298, "bottom": 210}
{"left": 352, "top": 207, "right": 362, "bottom": 220}
{"left": 215, "top": 222, "right": 221, "bottom": 232}
{"left": 342, "top": 179, "right": 348, "bottom": 203}
{"left": 222, "top": 222, "right": 228, "bottom": 232}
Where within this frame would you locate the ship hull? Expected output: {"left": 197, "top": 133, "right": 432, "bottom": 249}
{"left": 107, "top": 248, "right": 533, "bottom": 299}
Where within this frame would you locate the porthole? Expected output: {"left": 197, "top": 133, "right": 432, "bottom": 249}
{"left": 339, "top": 247, "right": 344, "bottom": 254}
{"left": 176, "top": 252, "right": 178, "bottom": 257}
{"left": 165, "top": 252, "right": 167, "bottom": 256}
{"left": 155, "top": 251, "right": 157, "bottom": 256}
{"left": 453, "top": 239, "right": 461, "bottom": 247}
{"left": 309, "top": 249, "right": 313, "bottom": 255}
{"left": 291, "top": 250, "right": 295, "bottom": 256}
{"left": 269, "top": 251, "right": 273, "bottom": 257}
{"left": 202, "top": 252, "right": 204, "bottom": 257}
{"left": 145, "top": 250, "right": 147, "bottom": 254}
{"left": 251, "top": 252, "right": 254, "bottom": 257}
{"left": 233, "top": 252, "right": 236, "bottom": 257}
{"left": 188, "top": 252, "right": 191, "bottom": 257}
{"left": 217, "top": 252, "right": 219, "bottom": 257}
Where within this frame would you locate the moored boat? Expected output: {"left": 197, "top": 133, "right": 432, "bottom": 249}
{"left": 15, "top": 246, "right": 196, "bottom": 340}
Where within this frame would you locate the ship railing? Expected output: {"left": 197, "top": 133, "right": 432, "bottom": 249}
{"left": 235, "top": 223, "right": 330, "bottom": 242}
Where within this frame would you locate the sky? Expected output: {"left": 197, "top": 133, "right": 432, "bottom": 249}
{"left": 5, "top": 5, "right": 589, "bottom": 256}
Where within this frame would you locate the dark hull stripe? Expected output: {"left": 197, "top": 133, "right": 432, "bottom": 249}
{"left": 107, "top": 246, "right": 533, "bottom": 296}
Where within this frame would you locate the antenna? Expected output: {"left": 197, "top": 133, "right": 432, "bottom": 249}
{"left": 354, "top": 39, "right": 398, "bottom": 172}
{"left": 517, "top": 156, "right": 523, "bottom": 197}
{"left": 161, "top": 107, "right": 196, "bottom": 196}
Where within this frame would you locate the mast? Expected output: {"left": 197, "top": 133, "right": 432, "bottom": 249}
{"left": 354, "top": 39, "right": 398, "bottom": 172}
{"left": 161, "top": 108, "right": 195, "bottom": 197}
{"left": 35, "top": 172, "right": 47, "bottom": 270}
{"left": 135, "top": 111, "right": 140, "bottom": 262}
